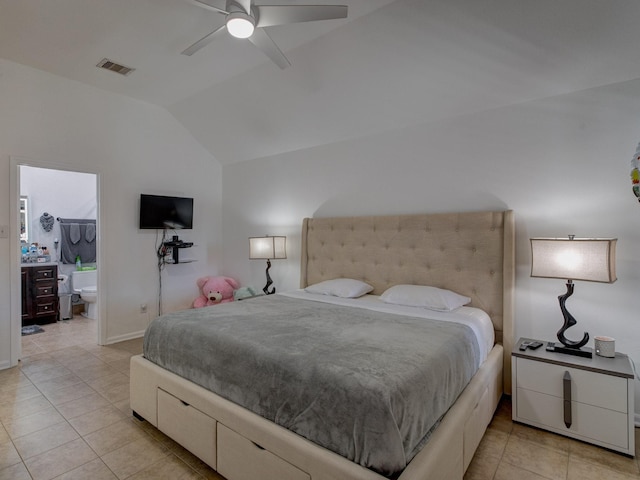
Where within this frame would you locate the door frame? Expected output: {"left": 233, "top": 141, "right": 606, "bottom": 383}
{"left": 9, "top": 156, "right": 105, "bottom": 366}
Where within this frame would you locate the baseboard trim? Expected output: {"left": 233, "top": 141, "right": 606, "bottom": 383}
{"left": 105, "top": 330, "right": 145, "bottom": 345}
{"left": 0, "top": 360, "right": 12, "bottom": 371}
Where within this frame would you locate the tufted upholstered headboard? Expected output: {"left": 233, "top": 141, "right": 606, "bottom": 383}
{"left": 300, "top": 210, "right": 515, "bottom": 393}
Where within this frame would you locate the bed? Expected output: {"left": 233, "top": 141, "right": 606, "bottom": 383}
{"left": 130, "top": 210, "right": 515, "bottom": 480}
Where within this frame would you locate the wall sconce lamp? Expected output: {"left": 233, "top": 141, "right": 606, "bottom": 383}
{"left": 249, "top": 235, "right": 287, "bottom": 295}
{"left": 530, "top": 236, "right": 617, "bottom": 358}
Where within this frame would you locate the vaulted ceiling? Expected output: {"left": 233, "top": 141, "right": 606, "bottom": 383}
{"left": 2, "top": 0, "right": 640, "bottom": 164}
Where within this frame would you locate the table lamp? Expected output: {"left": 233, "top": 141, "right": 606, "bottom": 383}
{"left": 249, "top": 235, "right": 286, "bottom": 295}
{"left": 530, "top": 236, "right": 617, "bottom": 358}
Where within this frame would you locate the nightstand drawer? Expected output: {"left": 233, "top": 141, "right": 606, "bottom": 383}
{"left": 517, "top": 388, "right": 629, "bottom": 449}
{"left": 515, "top": 357, "right": 627, "bottom": 413}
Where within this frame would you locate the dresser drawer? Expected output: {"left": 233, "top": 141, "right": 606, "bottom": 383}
{"left": 33, "top": 267, "right": 56, "bottom": 280}
{"left": 157, "top": 388, "right": 217, "bottom": 469}
{"left": 217, "top": 423, "right": 310, "bottom": 480}
{"left": 34, "top": 284, "right": 55, "bottom": 297}
{"left": 515, "top": 357, "right": 627, "bottom": 413}
{"left": 517, "top": 388, "right": 629, "bottom": 449}
{"left": 35, "top": 301, "right": 56, "bottom": 316}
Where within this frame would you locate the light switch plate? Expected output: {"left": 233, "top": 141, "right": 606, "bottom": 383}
{"left": 0, "top": 225, "right": 8, "bottom": 238}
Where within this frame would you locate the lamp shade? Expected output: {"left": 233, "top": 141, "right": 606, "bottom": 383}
{"left": 530, "top": 238, "right": 617, "bottom": 283}
{"left": 249, "top": 236, "right": 287, "bottom": 260}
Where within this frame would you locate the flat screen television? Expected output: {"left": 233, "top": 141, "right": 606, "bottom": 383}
{"left": 139, "top": 194, "right": 194, "bottom": 230}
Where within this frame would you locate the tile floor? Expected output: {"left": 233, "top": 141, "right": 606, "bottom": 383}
{"left": 466, "top": 397, "right": 640, "bottom": 480}
{"left": 1, "top": 317, "right": 638, "bottom": 480}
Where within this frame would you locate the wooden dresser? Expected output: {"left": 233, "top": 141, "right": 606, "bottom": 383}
{"left": 21, "top": 264, "right": 58, "bottom": 325}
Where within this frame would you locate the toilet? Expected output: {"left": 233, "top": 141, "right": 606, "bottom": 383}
{"left": 71, "top": 269, "right": 98, "bottom": 319}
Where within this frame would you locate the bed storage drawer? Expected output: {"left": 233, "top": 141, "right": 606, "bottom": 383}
{"left": 157, "top": 388, "right": 217, "bottom": 468}
{"left": 217, "top": 423, "right": 310, "bottom": 480}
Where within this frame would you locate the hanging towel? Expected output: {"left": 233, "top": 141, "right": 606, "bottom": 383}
{"left": 58, "top": 219, "right": 96, "bottom": 264}
{"left": 69, "top": 224, "right": 81, "bottom": 244}
{"left": 85, "top": 223, "right": 96, "bottom": 243}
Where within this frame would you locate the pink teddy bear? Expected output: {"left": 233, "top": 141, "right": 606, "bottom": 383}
{"left": 192, "top": 276, "right": 240, "bottom": 308}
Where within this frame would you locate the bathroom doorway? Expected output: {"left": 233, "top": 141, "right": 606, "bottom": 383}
{"left": 14, "top": 163, "right": 100, "bottom": 359}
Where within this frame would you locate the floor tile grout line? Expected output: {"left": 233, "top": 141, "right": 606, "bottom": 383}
{"left": 41, "top": 341, "right": 191, "bottom": 479}
{"left": 567, "top": 448, "right": 640, "bottom": 476}
{"left": 495, "top": 421, "right": 640, "bottom": 480}
{"left": 490, "top": 429, "right": 508, "bottom": 480}
{"left": 15, "top": 345, "right": 138, "bottom": 479}
{"left": 12, "top": 341, "right": 122, "bottom": 479}
{"left": 3, "top": 372, "right": 92, "bottom": 473}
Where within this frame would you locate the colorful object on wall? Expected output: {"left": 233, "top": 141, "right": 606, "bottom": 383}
{"left": 631, "top": 142, "right": 640, "bottom": 201}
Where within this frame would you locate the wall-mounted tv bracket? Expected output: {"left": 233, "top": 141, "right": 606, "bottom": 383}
{"left": 163, "top": 235, "right": 193, "bottom": 264}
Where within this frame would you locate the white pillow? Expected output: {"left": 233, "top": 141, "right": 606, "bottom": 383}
{"left": 380, "top": 284, "right": 471, "bottom": 311}
{"left": 305, "top": 278, "right": 374, "bottom": 298}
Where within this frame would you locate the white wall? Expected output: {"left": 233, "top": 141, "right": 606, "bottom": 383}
{"left": 222, "top": 78, "right": 640, "bottom": 419}
{"left": 0, "top": 58, "right": 222, "bottom": 367}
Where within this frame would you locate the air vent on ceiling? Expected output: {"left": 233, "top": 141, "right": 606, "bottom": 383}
{"left": 96, "top": 58, "right": 135, "bottom": 76}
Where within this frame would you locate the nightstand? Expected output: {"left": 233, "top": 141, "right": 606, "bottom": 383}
{"left": 512, "top": 337, "right": 636, "bottom": 456}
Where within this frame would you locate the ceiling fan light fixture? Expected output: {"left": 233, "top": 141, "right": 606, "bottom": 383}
{"left": 226, "top": 11, "right": 255, "bottom": 39}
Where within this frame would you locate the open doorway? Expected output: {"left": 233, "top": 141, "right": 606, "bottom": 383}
{"left": 16, "top": 164, "right": 100, "bottom": 358}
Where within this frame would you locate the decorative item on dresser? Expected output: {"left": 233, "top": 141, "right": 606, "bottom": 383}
{"left": 530, "top": 236, "right": 617, "bottom": 358}
{"left": 131, "top": 210, "right": 515, "bottom": 480}
{"left": 512, "top": 338, "right": 635, "bottom": 456}
{"left": 248, "top": 235, "right": 286, "bottom": 294}
{"left": 21, "top": 264, "right": 58, "bottom": 325}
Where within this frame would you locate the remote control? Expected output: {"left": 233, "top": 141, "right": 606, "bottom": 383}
{"left": 528, "top": 341, "right": 543, "bottom": 350}
{"left": 519, "top": 341, "right": 530, "bottom": 351}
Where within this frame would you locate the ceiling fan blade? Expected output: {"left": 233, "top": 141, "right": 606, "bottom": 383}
{"left": 247, "top": 28, "right": 291, "bottom": 69}
{"left": 188, "top": 0, "right": 228, "bottom": 15}
{"left": 181, "top": 24, "right": 227, "bottom": 56}
{"left": 256, "top": 5, "right": 347, "bottom": 28}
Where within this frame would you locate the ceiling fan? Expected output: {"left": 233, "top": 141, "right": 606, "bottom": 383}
{"left": 182, "top": 0, "right": 348, "bottom": 68}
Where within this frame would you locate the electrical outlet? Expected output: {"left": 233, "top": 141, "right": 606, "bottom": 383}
{"left": 0, "top": 225, "right": 8, "bottom": 239}
{"left": 140, "top": 303, "right": 147, "bottom": 314}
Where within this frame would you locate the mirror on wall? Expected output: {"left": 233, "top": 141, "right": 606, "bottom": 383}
{"left": 20, "top": 196, "right": 28, "bottom": 245}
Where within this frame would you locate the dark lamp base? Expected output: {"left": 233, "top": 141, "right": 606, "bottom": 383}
{"left": 546, "top": 342, "right": 593, "bottom": 358}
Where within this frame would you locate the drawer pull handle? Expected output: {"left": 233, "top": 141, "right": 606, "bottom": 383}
{"left": 252, "top": 441, "right": 266, "bottom": 451}
{"left": 180, "top": 400, "right": 190, "bottom": 407}
{"left": 563, "top": 371, "right": 572, "bottom": 428}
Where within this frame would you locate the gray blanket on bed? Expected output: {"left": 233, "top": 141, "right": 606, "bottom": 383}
{"left": 143, "top": 295, "right": 480, "bottom": 476}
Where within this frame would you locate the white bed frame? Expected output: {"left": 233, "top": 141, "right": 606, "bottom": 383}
{"left": 130, "top": 210, "right": 515, "bottom": 480}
